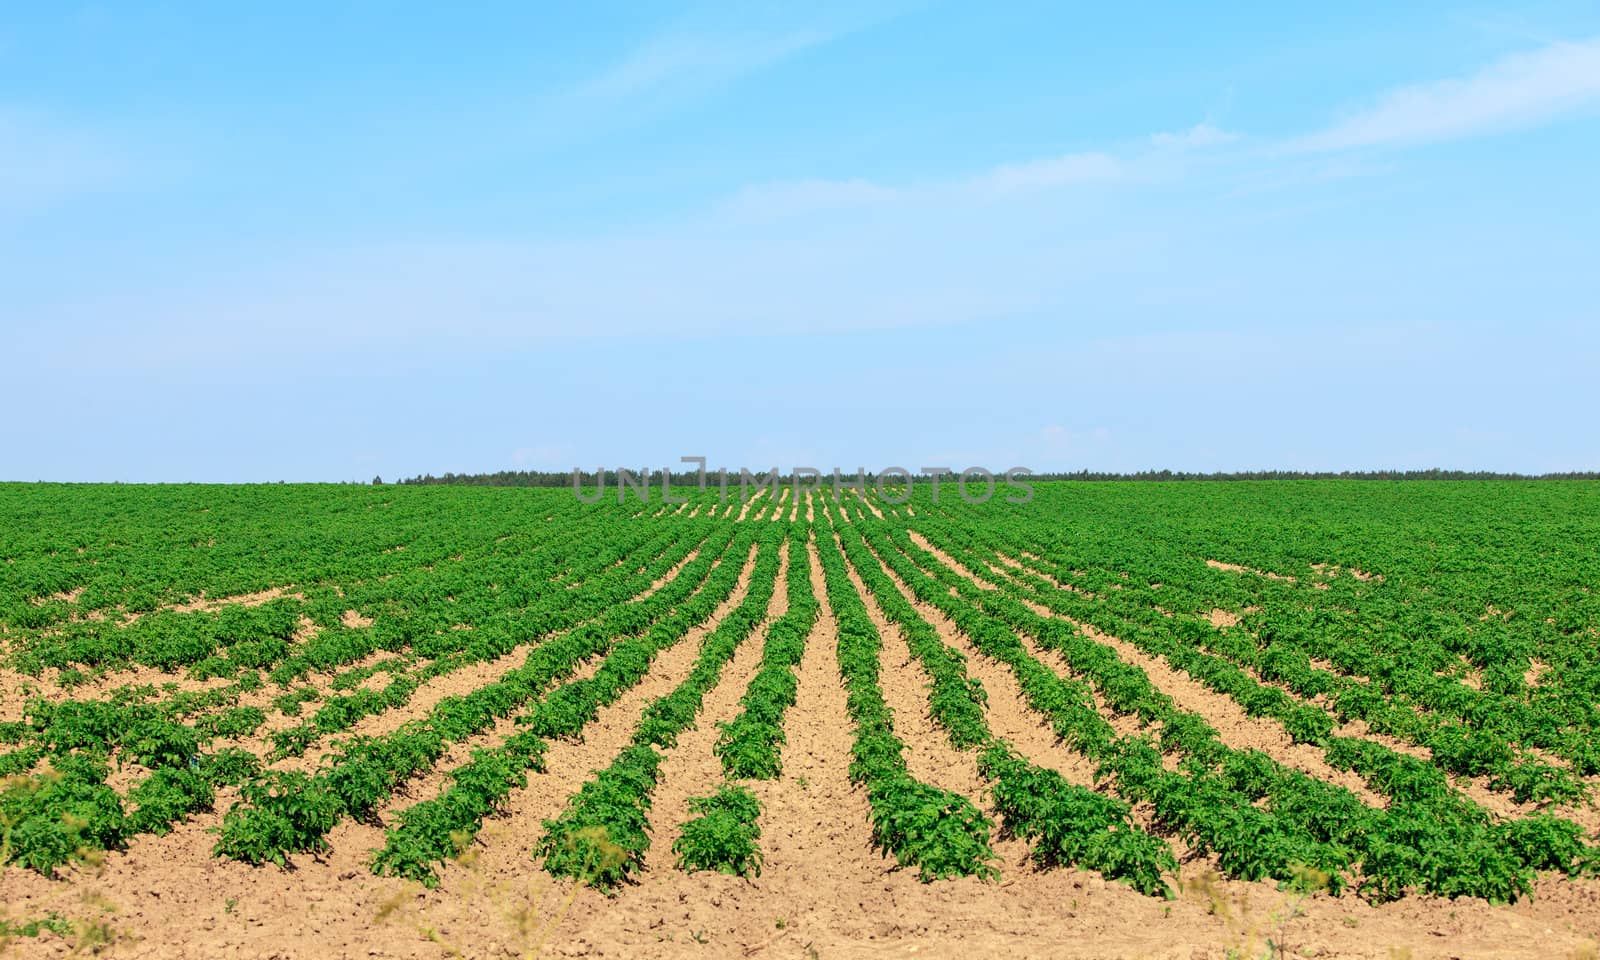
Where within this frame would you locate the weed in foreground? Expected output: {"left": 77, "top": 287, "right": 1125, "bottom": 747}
{"left": 377, "top": 823, "right": 626, "bottom": 959}
{"left": 1181, "top": 863, "right": 1330, "bottom": 960}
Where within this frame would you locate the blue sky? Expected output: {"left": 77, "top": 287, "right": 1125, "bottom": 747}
{"left": 3, "top": 1, "right": 1598, "bottom": 481}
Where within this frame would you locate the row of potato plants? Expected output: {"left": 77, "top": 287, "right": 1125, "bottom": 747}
{"left": 0, "top": 693, "right": 267, "bottom": 874}
{"left": 266, "top": 524, "right": 685, "bottom": 758}
{"left": 673, "top": 525, "right": 820, "bottom": 878}
{"left": 810, "top": 508, "right": 999, "bottom": 881}
{"left": 3, "top": 484, "right": 602, "bottom": 633}
{"left": 927, "top": 483, "right": 1600, "bottom": 779}
{"left": 6, "top": 498, "right": 622, "bottom": 759}
{"left": 986, "top": 523, "right": 1592, "bottom": 798}
{"left": 537, "top": 525, "right": 782, "bottom": 890}
{"left": 838, "top": 520, "right": 1176, "bottom": 895}
{"left": 3, "top": 487, "right": 595, "bottom": 669}
{"left": 0, "top": 520, "right": 685, "bottom": 869}
{"left": 0, "top": 500, "right": 700, "bottom": 876}
{"left": 896, "top": 519, "right": 1592, "bottom": 901}
{"left": 961, "top": 522, "right": 1594, "bottom": 815}
{"left": 211, "top": 525, "right": 735, "bottom": 867}
{"left": 712, "top": 527, "right": 818, "bottom": 779}
{"left": 1012, "top": 543, "right": 1584, "bottom": 804}
{"left": 1192, "top": 555, "right": 1600, "bottom": 774}
{"left": 954, "top": 529, "right": 1562, "bottom": 811}
{"left": 365, "top": 527, "right": 758, "bottom": 884}
{"left": 245, "top": 508, "right": 660, "bottom": 703}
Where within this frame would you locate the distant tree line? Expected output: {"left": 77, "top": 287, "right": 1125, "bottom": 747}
{"left": 397, "top": 470, "right": 706, "bottom": 487}
{"left": 1023, "top": 468, "right": 1600, "bottom": 481}
{"left": 392, "top": 467, "right": 1600, "bottom": 487}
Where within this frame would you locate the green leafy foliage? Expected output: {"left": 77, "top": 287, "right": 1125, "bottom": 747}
{"left": 674, "top": 785, "right": 764, "bottom": 877}
{"left": 2, "top": 480, "right": 1596, "bottom": 905}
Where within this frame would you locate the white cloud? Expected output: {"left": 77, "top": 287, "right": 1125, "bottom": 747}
{"left": 1150, "top": 122, "right": 1237, "bottom": 148}
{"left": 1290, "top": 36, "right": 1600, "bottom": 151}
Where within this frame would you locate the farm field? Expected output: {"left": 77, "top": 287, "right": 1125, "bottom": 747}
{"left": 2, "top": 480, "right": 1600, "bottom": 958}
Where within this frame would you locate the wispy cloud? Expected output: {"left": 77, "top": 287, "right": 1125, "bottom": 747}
{"left": 573, "top": 29, "right": 829, "bottom": 103}
{"left": 566, "top": 1, "right": 913, "bottom": 108}
{"left": 975, "top": 152, "right": 1123, "bottom": 193}
{"left": 1290, "top": 36, "right": 1600, "bottom": 151}
{"left": 22, "top": 32, "right": 1600, "bottom": 374}
{"left": 725, "top": 150, "right": 1124, "bottom": 219}
{"left": 725, "top": 177, "right": 896, "bottom": 218}
{"left": 513, "top": 10, "right": 889, "bottom": 154}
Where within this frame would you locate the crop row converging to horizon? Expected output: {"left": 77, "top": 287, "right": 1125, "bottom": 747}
{"left": 2, "top": 479, "right": 1598, "bottom": 904}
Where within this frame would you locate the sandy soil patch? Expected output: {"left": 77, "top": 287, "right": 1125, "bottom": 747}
{"left": 27, "top": 587, "right": 85, "bottom": 607}
{"left": 735, "top": 489, "right": 768, "bottom": 522}
{"left": 1207, "top": 559, "right": 1296, "bottom": 582}
{"left": 1313, "top": 562, "right": 1386, "bottom": 584}
{"left": 1207, "top": 608, "right": 1242, "bottom": 629}
{"left": 1525, "top": 659, "right": 1550, "bottom": 688}
{"left": 854, "top": 490, "right": 886, "bottom": 521}
{"left": 168, "top": 587, "right": 303, "bottom": 615}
